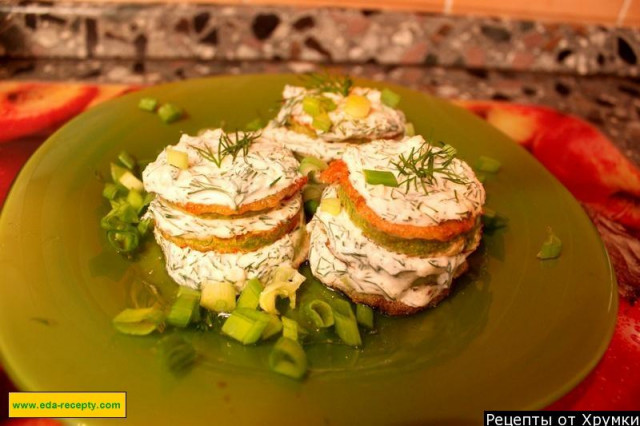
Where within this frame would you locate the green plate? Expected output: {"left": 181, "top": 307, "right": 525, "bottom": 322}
{"left": 0, "top": 75, "right": 617, "bottom": 425}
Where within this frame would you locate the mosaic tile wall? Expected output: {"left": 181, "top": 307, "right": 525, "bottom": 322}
{"left": 1, "top": 2, "right": 639, "bottom": 77}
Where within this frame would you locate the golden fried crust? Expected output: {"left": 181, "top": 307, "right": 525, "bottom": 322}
{"left": 335, "top": 261, "right": 468, "bottom": 316}
{"left": 170, "top": 176, "right": 307, "bottom": 216}
{"left": 156, "top": 208, "right": 302, "bottom": 254}
{"left": 320, "top": 161, "right": 477, "bottom": 242}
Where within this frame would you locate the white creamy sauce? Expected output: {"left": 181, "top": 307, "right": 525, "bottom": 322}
{"left": 308, "top": 187, "right": 468, "bottom": 307}
{"left": 273, "top": 85, "right": 406, "bottom": 142}
{"left": 155, "top": 224, "right": 307, "bottom": 291}
{"left": 344, "top": 136, "right": 485, "bottom": 227}
{"left": 261, "top": 126, "right": 352, "bottom": 162}
{"left": 147, "top": 195, "right": 301, "bottom": 239}
{"left": 142, "top": 128, "right": 302, "bottom": 210}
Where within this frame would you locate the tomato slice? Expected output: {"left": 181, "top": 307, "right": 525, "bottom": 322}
{"left": 0, "top": 82, "right": 98, "bottom": 143}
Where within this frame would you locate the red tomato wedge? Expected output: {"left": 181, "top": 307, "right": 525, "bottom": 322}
{"left": 0, "top": 82, "right": 98, "bottom": 143}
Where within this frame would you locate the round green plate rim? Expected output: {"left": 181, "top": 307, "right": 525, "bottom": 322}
{"left": 0, "top": 74, "right": 618, "bottom": 425}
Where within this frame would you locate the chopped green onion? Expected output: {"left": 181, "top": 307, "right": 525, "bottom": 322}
{"left": 537, "top": 229, "right": 562, "bottom": 260}
{"left": 104, "top": 200, "right": 139, "bottom": 225}
{"left": 222, "top": 308, "right": 271, "bottom": 345}
{"left": 332, "top": 299, "right": 362, "bottom": 347}
{"left": 245, "top": 117, "right": 265, "bottom": 131}
{"left": 166, "top": 148, "right": 189, "bottom": 170}
{"left": 304, "top": 200, "right": 319, "bottom": 217}
{"left": 303, "top": 96, "right": 322, "bottom": 117}
{"left": 269, "top": 337, "right": 307, "bottom": 380}
{"left": 107, "top": 229, "right": 139, "bottom": 253}
{"left": 200, "top": 281, "right": 237, "bottom": 313}
{"left": 118, "top": 151, "right": 136, "bottom": 170}
{"left": 261, "top": 315, "right": 283, "bottom": 340}
{"left": 302, "top": 183, "right": 325, "bottom": 202}
{"left": 167, "top": 287, "right": 201, "bottom": 328}
{"left": 110, "top": 162, "right": 129, "bottom": 183}
{"left": 356, "top": 304, "right": 374, "bottom": 329}
{"left": 299, "top": 156, "right": 328, "bottom": 178}
{"left": 380, "top": 88, "right": 401, "bottom": 108}
{"left": 319, "top": 197, "right": 341, "bottom": 216}
{"left": 304, "top": 300, "right": 334, "bottom": 328}
{"left": 281, "top": 317, "right": 299, "bottom": 341}
{"left": 138, "top": 97, "right": 158, "bottom": 112}
{"left": 363, "top": 169, "right": 399, "bottom": 187}
{"left": 118, "top": 171, "right": 144, "bottom": 192}
{"left": 113, "top": 307, "right": 163, "bottom": 335}
{"left": 102, "top": 183, "right": 121, "bottom": 200}
{"left": 158, "top": 103, "right": 183, "bottom": 124}
{"left": 312, "top": 112, "right": 332, "bottom": 132}
{"left": 237, "top": 278, "right": 263, "bottom": 310}
{"left": 158, "top": 334, "right": 197, "bottom": 375}
{"left": 319, "top": 96, "right": 337, "bottom": 112}
{"left": 482, "top": 208, "right": 508, "bottom": 231}
{"left": 143, "top": 192, "right": 155, "bottom": 207}
{"left": 475, "top": 156, "right": 502, "bottom": 173}
{"left": 259, "top": 266, "right": 306, "bottom": 314}
{"left": 126, "top": 190, "right": 145, "bottom": 213}
{"left": 405, "top": 122, "right": 415, "bottom": 136}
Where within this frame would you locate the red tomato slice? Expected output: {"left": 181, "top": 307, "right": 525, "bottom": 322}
{"left": 0, "top": 82, "right": 98, "bottom": 143}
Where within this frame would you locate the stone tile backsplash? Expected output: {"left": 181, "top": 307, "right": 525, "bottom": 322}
{"left": 1, "top": 2, "right": 639, "bottom": 77}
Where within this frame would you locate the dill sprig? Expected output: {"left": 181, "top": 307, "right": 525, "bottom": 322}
{"left": 391, "top": 140, "right": 469, "bottom": 195}
{"left": 194, "top": 130, "right": 260, "bottom": 168}
{"left": 303, "top": 72, "right": 353, "bottom": 97}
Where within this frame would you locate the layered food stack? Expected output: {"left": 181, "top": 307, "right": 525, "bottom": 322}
{"left": 309, "top": 136, "right": 486, "bottom": 315}
{"left": 264, "top": 76, "right": 408, "bottom": 161}
{"left": 142, "top": 128, "right": 308, "bottom": 291}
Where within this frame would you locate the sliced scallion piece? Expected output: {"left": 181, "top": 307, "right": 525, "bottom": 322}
{"left": 110, "top": 162, "right": 128, "bottom": 183}
{"left": 356, "top": 304, "right": 374, "bottom": 329}
{"left": 113, "top": 307, "right": 163, "bottom": 335}
{"left": 137, "top": 218, "right": 153, "bottom": 236}
{"left": 200, "top": 281, "right": 237, "bottom": 313}
{"left": 475, "top": 156, "right": 502, "bottom": 173}
{"left": 304, "top": 300, "right": 334, "bottom": 328}
{"left": 158, "top": 103, "right": 183, "bottom": 124}
{"left": 102, "top": 183, "right": 121, "bottom": 200}
{"left": 237, "top": 277, "right": 263, "bottom": 310}
{"left": 363, "top": 169, "right": 398, "bottom": 187}
{"left": 167, "top": 287, "right": 201, "bottom": 328}
{"left": 380, "top": 88, "right": 401, "bottom": 108}
{"left": 303, "top": 96, "right": 322, "bottom": 117}
{"left": 259, "top": 266, "right": 306, "bottom": 315}
{"left": 222, "top": 308, "right": 271, "bottom": 345}
{"left": 158, "top": 334, "right": 197, "bottom": 375}
{"left": 138, "top": 97, "right": 158, "bottom": 112}
{"left": 261, "top": 315, "right": 283, "bottom": 340}
{"left": 537, "top": 228, "right": 562, "bottom": 260}
{"left": 118, "top": 170, "right": 145, "bottom": 192}
{"left": 107, "top": 229, "right": 139, "bottom": 253}
{"left": 332, "top": 299, "right": 362, "bottom": 347}
{"left": 281, "top": 317, "right": 299, "bottom": 341}
{"left": 269, "top": 337, "right": 307, "bottom": 380}
{"left": 126, "top": 190, "right": 145, "bottom": 213}
{"left": 312, "top": 112, "right": 332, "bottom": 132}
{"left": 118, "top": 151, "right": 136, "bottom": 170}
{"left": 299, "top": 156, "right": 328, "bottom": 178}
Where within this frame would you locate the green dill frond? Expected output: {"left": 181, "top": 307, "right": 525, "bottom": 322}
{"left": 391, "top": 139, "right": 469, "bottom": 195}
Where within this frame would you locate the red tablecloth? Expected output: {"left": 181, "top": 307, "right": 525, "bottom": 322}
{"left": 1, "top": 83, "right": 639, "bottom": 422}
